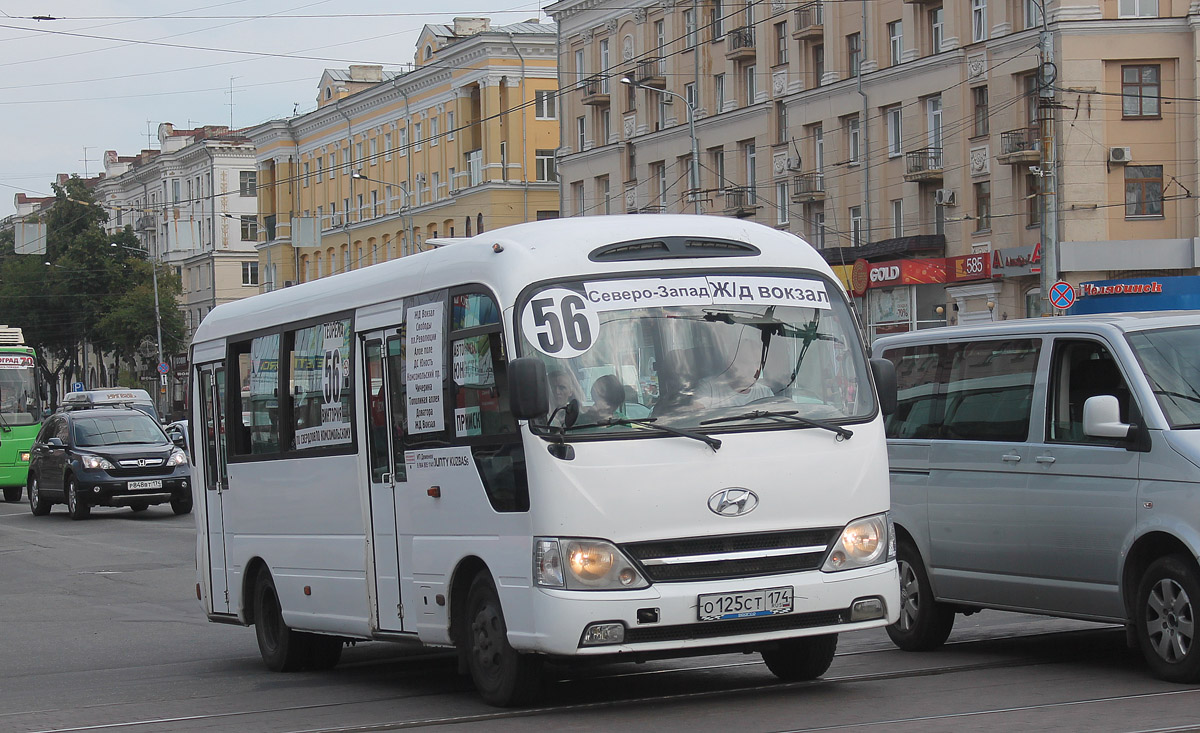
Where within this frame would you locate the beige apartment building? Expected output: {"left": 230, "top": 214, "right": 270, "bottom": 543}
{"left": 548, "top": 0, "right": 1200, "bottom": 335}
{"left": 248, "top": 18, "right": 560, "bottom": 290}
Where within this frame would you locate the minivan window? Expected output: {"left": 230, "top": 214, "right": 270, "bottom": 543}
{"left": 1128, "top": 326, "right": 1200, "bottom": 428}
{"left": 1047, "top": 340, "right": 1133, "bottom": 444}
{"left": 885, "top": 339, "right": 1040, "bottom": 441}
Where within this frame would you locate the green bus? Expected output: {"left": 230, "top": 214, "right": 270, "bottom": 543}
{"left": 0, "top": 327, "right": 44, "bottom": 502}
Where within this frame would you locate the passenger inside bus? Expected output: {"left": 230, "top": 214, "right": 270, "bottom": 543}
{"left": 547, "top": 368, "right": 583, "bottom": 427}
{"left": 583, "top": 374, "right": 626, "bottom": 423}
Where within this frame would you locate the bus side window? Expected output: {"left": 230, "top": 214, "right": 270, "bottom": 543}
{"left": 385, "top": 335, "right": 407, "bottom": 483}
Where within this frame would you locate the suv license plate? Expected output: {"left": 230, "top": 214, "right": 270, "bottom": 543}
{"left": 698, "top": 586, "right": 794, "bottom": 621}
{"left": 128, "top": 480, "right": 163, "bottom": 491}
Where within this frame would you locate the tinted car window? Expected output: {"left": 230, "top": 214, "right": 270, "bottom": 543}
{"left": 72, "top": 415, "right": 167, "bottom": 447}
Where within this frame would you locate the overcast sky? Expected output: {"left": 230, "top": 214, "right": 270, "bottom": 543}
{"left": 0, "top": 0, "right": 550, "bottom": 219}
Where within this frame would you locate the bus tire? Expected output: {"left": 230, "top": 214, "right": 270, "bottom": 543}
{"left": 462, "top": 571, "right": 543, "bottom": 707}
{"left": 761, "top": 633, "right": 838, "bottom": 681}
{"left": 305, "top": 636, "right": 344, "bottom": 671}
{"left": 1135, "top": 555, "right": 1200, "bottom": 683}
{"left": 3, "top": 486, "right": 21, "bottom": 502}
{"left": 886, "top": 541, "right": 954, "bottom": 651}
{"left": 66, "top": 477, "right": 90, "bottom": 520}
{"left": 28, "top": 476, "right": 51, "bottom": 516}
{"left": 254, "top": 571, "right": 311, "bottom": 673}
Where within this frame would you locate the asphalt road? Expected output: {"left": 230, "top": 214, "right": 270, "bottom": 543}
{"left": 3, "top": 496, "right": 1199, "bottom": 733}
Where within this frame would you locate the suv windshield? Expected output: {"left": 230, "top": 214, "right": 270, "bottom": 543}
{"left": 1128, "top": 325, "right": 1200, "bottom": 428}
{"left": 73, "top": 414, "right": 168, "bottom": 447}
{"left": 519, "top": 273, "right": 873, "bottom": 437}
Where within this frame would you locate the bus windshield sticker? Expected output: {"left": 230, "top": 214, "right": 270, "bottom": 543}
{"left": 406, "top": 301, "right": 445, "bottom": 434}
{"left": 0, "top": 355, "right": 35, "bottom": 368}
{"left": 521, "top": 276, "right": 831, "bottom": 358}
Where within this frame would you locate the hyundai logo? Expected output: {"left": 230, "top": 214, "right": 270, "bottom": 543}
{"left": 708, "top": 488, "right": 759, "bottom": 517}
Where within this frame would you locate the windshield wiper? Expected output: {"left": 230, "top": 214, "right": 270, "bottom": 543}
{"left": 700, "top": 409, "right": 853, "bottom": 440}
{"left": 565, "top": 416, "right": 722, "bottom": 450}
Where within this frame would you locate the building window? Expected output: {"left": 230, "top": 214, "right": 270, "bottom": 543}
{"left": 370, "top": 190, "right": 378, "bottom": 217}
{"left": 974, "top": 180, "right": 991, "bottom": 231}
{"left": 813, "top": 124, "right": 824, "bottom": 171}
{"left": 575, "top": 48, "right": 585, "bottom": 80}
{"left": 685, "top": 9, "right": 698, "bottom": 47}
{"left": 776, "top": 181, "right": 790, "bottom": 224}
{"left": 711, "top": 0, "right": 724, "bottom": 37}
{"left": 972, "top": 86, "right": 989, "bottom": 136}
{"left": 1026, "top": 172, "right": 1041, "bottom": 227}
{"left": 886, "top": 106, "right": 903, "bottom": 156}
{"left": 743, "top": 141, "right": 757, "bottom": 203}
{"left": 1024, "top": 0, "right": 1043, "bottom": 29}
{"left": 812, "top": 44, "right": 824, "bottom": 86}
{"left": 710, "top": 147, "right": 726, "bottom": 190}
{"left": 812, "top": 210, "right": 826, "bottom": 248}
{"left": 600, "top": 39, "right": 610, "bottom": 92}
{"left": 447, "top": 111, "right": 455, "bottom": 140}
{"left": 714, "top": 73, "right": 726, "bottom": 111}
{"left": 242, "top": 261, "right": 259, "bottom": 286}
{"left": 239, "top": 171, "right": 257, "bottom": 197}
{"left": 240, "top": 215, "right": 257, "bottom": 241}
{"left": 577, "top": 116, "right": 586, "bottom": 150}
{"left": 888, "top": 21, "right": 903, "bottom": 66}
{"left": 1119, "top": 0, "right": 1158, "bottom": 17}
{"left": 685, "top": 82, "right": 697, "bottom": 110}
{"left": 172, "top": 179, "right": 180, "bottom": 202}
{"left": 430, "top": 116, "right": 439, "bottom": 146}
{"left": 599, "top": 176, "right": 611, "bottom": 214}
{"left": 892, "top": 199, "right": 903, "bottom": 238}
{"left": 600, "top": 108, "right": 611, "bottom": 143}
{"left": 536, "top": 149, "right": 557, "bottom": 182}
{"left": 414, "top": 123, "right": 422, "bottom": 151}
{"left": 1122, "top": 65, "right": 1160, "bottom": 118}
{"left": 745, "top": 64, "right": 757, "bottom": 104}
{"left": 775, "top": 21, "right": 788, "bottom": 65}
{"left": 651, "top": 161, "right": 667, "bottom": 207}
{"left": 398, "top": 127, "right": 408, "bottom": 155}
{"left": 384, "top": 132, "right": 392, "bottom": 161}
{"left": 573, "top": 182, "right": 585, "bottom": 216}
{"left": 972, "top": 0, "right": 987, "bottom": 42}
{"left": 849, "top": 206, "right": 862, "bottom": 246}
{"left": 302, "top": 162, "right": 310, "bottom": 187}
{"left": 847, "top": 33, "right": 861, "bottom": 77}
{"left": 847, "top": 116, "right": 861, "bottom": 163}
{"left": 1125, "top": 165, "right": 1163, "bottom": 217}
{"left": 930, "top": 7, "right": 944, "bottom": 54}
{"left": 776, "top": 102, "right": 788, "bottom": 144}
{"left": 354, "top": 141, "right": 363, "bottom": 165}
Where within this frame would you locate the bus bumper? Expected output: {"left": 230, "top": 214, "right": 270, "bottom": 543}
{"left": 515, "top": 561, "right": 898, "bottom": 657}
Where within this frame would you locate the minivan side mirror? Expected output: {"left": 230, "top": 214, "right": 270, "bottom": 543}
{"left": 508, "top": 357, "right": 549, "bottom": 421}
{"left": 1083, "top": 395, "right": 1131, "bottom": 439}
{"left": 870, "top": 358, "right": 898, "bottom": 416}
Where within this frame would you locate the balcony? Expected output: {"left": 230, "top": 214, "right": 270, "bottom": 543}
{"left": 724, "top": 186, "right": 760, "bottom": 218}
{"left": 582, "top": 75, "right": 611, "bottom": 107}
{"left": 998, "top": 127, "right": 1041, "bottom": 165}
{"left": 635, "top": 58, "right": 666, "bottom": 89}
{"left": 792, "top": 3, "right": 824, "bottom": 42}
{"left": 903, "top": 147, "right": 944, "bottom": 182}
{"left": 725, "top": 26, "right": 756, "bottom": 62}
{"left": 791, "top": 173, "right": 826, "bottom": 203}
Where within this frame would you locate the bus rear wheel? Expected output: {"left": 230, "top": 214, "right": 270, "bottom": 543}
{"left": 462, "top": 571, "right": 543, "bottom": 707}
{"left": 3, "top": 486, "right": 21, "bottom": 502}
{"left": 761, "top": 634, "right": 838, "bottom": 681}
{"left": 253, "top": 570, "right": 342, "bottom": 672}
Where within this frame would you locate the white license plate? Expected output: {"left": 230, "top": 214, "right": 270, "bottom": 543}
{"left": 698, "top": 586, "right": 794, "bottom": 621}
{"left": 128, "top": 480, "right": 163, "bottom": 491}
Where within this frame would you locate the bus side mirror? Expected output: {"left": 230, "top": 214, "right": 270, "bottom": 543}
{"left": 870, "top": 358, "right": 898, "bottom": 416}
{"left": 508, "top": 357, "right": 549, "bottom": 420}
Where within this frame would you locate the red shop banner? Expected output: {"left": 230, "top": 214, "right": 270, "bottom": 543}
{"left": 866, "top": 258, "right": 946, "bottom": 289}
{"left": 945, "top": 252, "right": 992, "bottom": 283}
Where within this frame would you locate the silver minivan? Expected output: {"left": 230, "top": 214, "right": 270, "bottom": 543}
{"left": 872, "top": 311, "right": 1200, "bottom": 683}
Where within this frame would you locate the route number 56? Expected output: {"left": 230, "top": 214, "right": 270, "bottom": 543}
{"left": 521, "top": 289, "right": 599, "bottom": 358}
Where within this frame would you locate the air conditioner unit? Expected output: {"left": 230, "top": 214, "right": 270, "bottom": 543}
{"left": 283, "top": 280, "right": 296, "bottom": 288}
{"left": 1109, "top": 146, "right": 1132, "bottom": 164}
{"left": 786, "top": 157, "right": 803, "bottom": 171}
{"left": 934, "top": 188, "right": 957, "bottom": 206}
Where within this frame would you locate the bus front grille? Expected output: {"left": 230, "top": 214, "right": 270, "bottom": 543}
{"left": 622, "top": 529, "right": 837, "bottom": 582}
{"left": 620, "top": 608, "right": 847, "bottom": 644}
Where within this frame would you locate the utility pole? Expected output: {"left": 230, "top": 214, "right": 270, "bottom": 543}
{"left": 1037, "top": 0, "right": 1058, "bottom": 316}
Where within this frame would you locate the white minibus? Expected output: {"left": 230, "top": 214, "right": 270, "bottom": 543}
{"left": 189, "top": 215, "right": 899, "bottom": 706}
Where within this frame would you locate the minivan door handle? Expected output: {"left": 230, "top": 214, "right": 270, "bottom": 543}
{"left": 1001, "top": 453, "right": 1022, "bottom": 463}
{"left": 1035, "top": 455, "right": 1057, "bottom": 464}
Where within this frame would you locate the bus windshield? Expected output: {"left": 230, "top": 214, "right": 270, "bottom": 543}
{"left": 0, "top": 358, "right": 40, "bottom": 426}
{"left": 519, "top": 273, "right": 874, "bottom": 437}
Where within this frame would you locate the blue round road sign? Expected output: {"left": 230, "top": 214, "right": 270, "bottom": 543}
{"left": 157, "top": 362, "right": 170, "bottom": 375}
{"left": 1050, "top": 281, "right": 1076, "bottom": 310}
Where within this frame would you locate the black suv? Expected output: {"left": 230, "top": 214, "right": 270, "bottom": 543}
{"left": 27, "top": 407, "right": 192, "bottom": 519}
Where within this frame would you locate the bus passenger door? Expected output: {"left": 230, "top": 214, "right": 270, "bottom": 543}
{"left": 363, "top": 331, "right": 410, "bottom": 633}
{"left": 198, "top": 364, "right": 230, "bottom": 614}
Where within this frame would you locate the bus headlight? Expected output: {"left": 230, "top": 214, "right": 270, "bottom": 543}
{"left": 822, "top": 513, "right": 891, "bottom": 572}
{"left": 534, "top": 537, "right": 648, "bottom": 590}
{"left": 18, "top": 451, "right": 29, "bottom": 463}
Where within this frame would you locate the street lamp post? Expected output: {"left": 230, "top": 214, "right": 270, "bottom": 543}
{"left": 620, "top": 75, "right": 701, "bottom": 214}
{"left": 351, "top": 170, "right": 416, "bottom": 256}
{"left": 112, "top": 243, "right": 164, "bottom": 414}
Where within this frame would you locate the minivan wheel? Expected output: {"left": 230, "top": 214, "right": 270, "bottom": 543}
{"left": 28, "top": 476, "right": 50, "bottom": 516}
{"left": 1135, "top": 556, "right": 1200, "bottom": 683}
{"left": 886, "top": 541, "right": 954, "bottom": 651}
{"left": 66, "top": 477, "right": 90, "bottom": 520}
{"left": 761, "top": 634, "right": 838, "bottom": 681}
{"left": 3, "top": 486, "right": 21, "bottom": 502}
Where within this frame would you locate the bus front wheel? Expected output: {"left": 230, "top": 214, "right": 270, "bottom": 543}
{"left": 3, "top": 486, "right": 21, "bottom": 502}
{"left": 462, "top": 571, "right": 543, "bottom": 707}
{"left": 761, "top": 633, "right": 838, "bottom": 681}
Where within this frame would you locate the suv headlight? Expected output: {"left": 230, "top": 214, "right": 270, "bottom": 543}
{"left": 822, "top": 512, "right": 893, "bottom": 572}
{"left": 534, "top": 538, "right": 649, "bottom": 590}
{"left": 167, "top": 449, "right": 188, "bottom": 466}
{"left": 80, "top": 454, "right": 116, "bottom": 470}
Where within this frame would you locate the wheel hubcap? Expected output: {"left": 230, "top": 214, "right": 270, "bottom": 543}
{"left": 67, "top": 483, "right": 75, "bottom": 511}
{"left": 472, "top": 606, "right": 503, "bottom": 676}
{"left": 1147, "top": 578, "right": 1194, "bottom": 664}
{"left": 898, "top": 560, "right": 919, "bottom": 632}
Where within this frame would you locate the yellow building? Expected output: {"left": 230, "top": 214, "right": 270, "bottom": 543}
{"left": 248, "top": 17, "right": 560, "bottom": 289}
